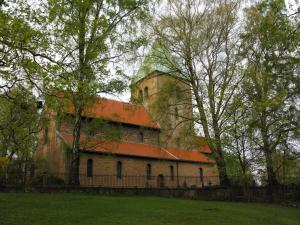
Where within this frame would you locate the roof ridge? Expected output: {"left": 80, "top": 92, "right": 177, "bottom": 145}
{"left": 162, "top": 148, "right": 179, "bottom": 160}
{"left": 96, "top": 97, "right": 141, "bottom": 107}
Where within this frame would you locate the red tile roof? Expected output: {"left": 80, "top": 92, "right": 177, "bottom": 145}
{"left": 58, "top": 132, "right": 215, "bottom": 164}
{"left": 194, "top": 136, "right": 213, "bottom": 154}
{"left": 196, "top": 144, "right": 212, "bottom": 154}
{"left": 63, "top": 98, "right": 159, "bottom": 129}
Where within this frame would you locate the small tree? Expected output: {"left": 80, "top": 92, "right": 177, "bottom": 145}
{"left": 0, "top": 87, "right": 40, "bottom": 169}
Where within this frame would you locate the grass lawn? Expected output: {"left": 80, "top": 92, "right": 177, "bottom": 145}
{"left": 0, "top": 193, "right": 299, "bottom": 225}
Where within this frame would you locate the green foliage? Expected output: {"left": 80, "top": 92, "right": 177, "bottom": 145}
{"left": 272, "top": 152, "right": 300, "bottom": 184}
{"left": 31, "top": 174, "right": 65, "bottom": 186}
{"left": 225, "top": 153, "right": 253, "bottom": 186}
{"left": 0, "top": 2, "right": 49, "bottom": 92}
{"left": 0, "top": 156, "right": 9, "bottom": 173}
{"left": 240, "top": 0, "right": 299, "bottom": 184}
{"left": 0, "top": 87, "right": 40, "bottom": 160}
{"left": 44, "top": 0, "right": 150, "bottom": 97}
{"left": 83, "top": 118, "right": 122, "bottom": 142}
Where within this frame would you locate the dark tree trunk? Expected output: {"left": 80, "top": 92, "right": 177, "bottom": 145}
{"left": 191, "top": 78, "right": 230, "bottom": 187}
{"left": 261, "top": 116, "right": 278, "bottom": 199}
{"left": 69, "top": 6, "right": 86, "bottom": 186}
{"left": 69, "top": 107, "right": 83, "bottom": 185}
{"left": 214, "top": 138, "right": 230, "bottom": 187}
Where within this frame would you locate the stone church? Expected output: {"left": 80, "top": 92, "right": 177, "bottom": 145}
{"left": 37, "top": 45, "right": 219, "bottom": 188}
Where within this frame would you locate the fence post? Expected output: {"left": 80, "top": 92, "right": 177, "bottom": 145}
{"left": 42, "top": 172, "right": 48, "bottom": 188}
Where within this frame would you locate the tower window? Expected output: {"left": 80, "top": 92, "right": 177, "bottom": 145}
{"left": 144, "top": 87, "right": 149, "bottom": 99}
{"left": 170, "top": 165, "right": 174, "bottom": 181}
{"left": 199, "top": 168, "right": 204, "bottom": 178}
{"left": 175, "top": 86, "right": 181, "bottom": 100}
{"left": 139, "top": 90, "right": 143, "bottom": 101}
{"left": 175, "top": 107, "right": 179, "bottom": 120}
{"left": 146, "top": 164, "right": 152, "bottom": 180}
{"left": 116, "top": 161, "right": 122, "bottom": 179}
{"left": 44, "top": 127, "right": 48, "bottom": 144}
{"left": 87, "top": 159, "right": 93, "bottom": 177}
{"left": 89, "top": 130, "right": 96, "bottom": 136}
{"left": 138, "top": 132, "right": 144, "bottom": 143}
{"left": 176, "top": 138, "right": 180, "bottom": 148}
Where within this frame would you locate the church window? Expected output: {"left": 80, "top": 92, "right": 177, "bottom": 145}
{"left": 175, "top": 107, "right": 179, "bottom": 120}
{"left": 139, "top": 90, "right": 143, "bottom": 101}
{"left": 146, "top": 164, "right": 152, "bottom": 180}
{"left": 37, "top": 101, "right": 43, "bottom": 109}
{"left": 175, "top": 88, "right": 180, "bottom": 99}
{"left": 138, "top": 132, "right": 144, "bottom": 143}
{"left": 170, "top": 165, "right": 174, "bottom": 181}
{"left": 89, "top": 130, "right": 96, "bottom": 136}
{"left": 87, "top": 159, "right": 93, "bottom": 177}
{"left": 116, "top": 161, "right": 122, "bottom": 179}
{"left": 44, "top": 127, "right": 48, "bottom": 144}
{"left": 199, "top": 168, "right": 204, "bottom": 185}
{"left": 176, "top": 138, "right": 180, "bottom": 148}
{"left": 144, "top": 87, "right": 149, "bottom": 99}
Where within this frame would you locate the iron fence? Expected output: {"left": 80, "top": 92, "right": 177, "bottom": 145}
{"left": 1, "top": 172, "right": 300, "bottom": 189}
{"left": 0, "top": 172, "right": 220, "bottom": 189}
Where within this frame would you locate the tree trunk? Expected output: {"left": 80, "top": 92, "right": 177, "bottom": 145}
{"left": 69, "top": 6, "right": 86, "bottom": 186}
{"left": 261, "top": 120, "right": 278, "bottom": 199}
{"left": 214, "top": 129, "right": 230, "bottom": 187}
{"left": 192, "top": 81, "right": 230, "bottom": 186}
{"left": 265, "top": 149, "right": 278, "bottom": 186}
{"left": 69, "top": 106, "right": 82, "bottom": 185}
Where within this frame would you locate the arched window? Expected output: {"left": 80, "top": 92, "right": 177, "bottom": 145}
{"left": 116, "top": 161, "right": 122, "bottom": 179}
{"left": 175, "top": 107, "right": 179, "bottom": 120}
{"left": 44, "top": 127, "right": 48, "bottom": 144}
{"left": 175, "top": 86, "right": 181, "bottom": 100}
{"left": 176, "top": 138, "right": 180, "bottom": 148}
{"left": 37, "top": 101, "right": 43, "bottom": 109}
{"left": 87, "top": 159, "right": 93, "bottom": 177}
{"left": 199, "top": 168, "right": 204, "bottom": 187}
{"left": 170, "top": 165, "right": 174, "bottom": 181}
{"left": 138, "top": 132, "right": 144, "bottom": 143}
{"left": 89, "top": 130, "right": 96, "bottom": 136}
{"left": 144, "top": 87, "right": 149, "bottom": 99}
{"left": 139, "top": 90, "right": 143, "bottom": 101}
{"left": 146, "top": 164, "right": 152, "bottom": 180}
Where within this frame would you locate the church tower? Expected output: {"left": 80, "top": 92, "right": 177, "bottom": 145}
{"left": 131, "top": 42, "right": 194, "bottom": 149}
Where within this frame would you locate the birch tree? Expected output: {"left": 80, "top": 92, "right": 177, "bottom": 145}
{"left": 153, "top": 0, "right": 242, "bottom": 185}
{"left": 240, "top": 0, "right": 299, "bottom": 187}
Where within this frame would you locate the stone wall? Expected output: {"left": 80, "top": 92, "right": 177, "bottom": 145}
{"left": 79, "top": 153, "right": 219, "bottom": 188}
{"left": 35, "top": 111, "right": 68, "bottom": 174}
{"left": 59, "top": 119, "right": 160, "bottom": 147}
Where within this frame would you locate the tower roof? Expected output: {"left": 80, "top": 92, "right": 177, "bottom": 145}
{"left": 132, "top": 40, "right": 184, "bottom": 83}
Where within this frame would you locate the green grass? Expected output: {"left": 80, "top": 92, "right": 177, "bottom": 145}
{"left": 0, "top": 193, "right": 299, "bottom": 225}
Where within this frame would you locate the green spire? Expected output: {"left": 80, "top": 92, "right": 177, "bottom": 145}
{"left": 132, "top": 40, "right": 183, "bottom": 83}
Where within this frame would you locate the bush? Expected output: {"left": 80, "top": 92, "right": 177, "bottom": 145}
{"left": 31, "top": 174, "right": 65, "bottom": 186}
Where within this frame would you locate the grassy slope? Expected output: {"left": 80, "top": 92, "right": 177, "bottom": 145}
{"left": 0, "top": 193, "right": 299, "bottom": 225}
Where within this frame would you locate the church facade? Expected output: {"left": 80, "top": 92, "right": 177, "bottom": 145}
{"left": 36, "top": 47, "right": 219, "bottom": 188}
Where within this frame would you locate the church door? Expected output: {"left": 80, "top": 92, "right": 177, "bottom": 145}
{"left": 157, "top": 174, "right": 164, "bottom": 188}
